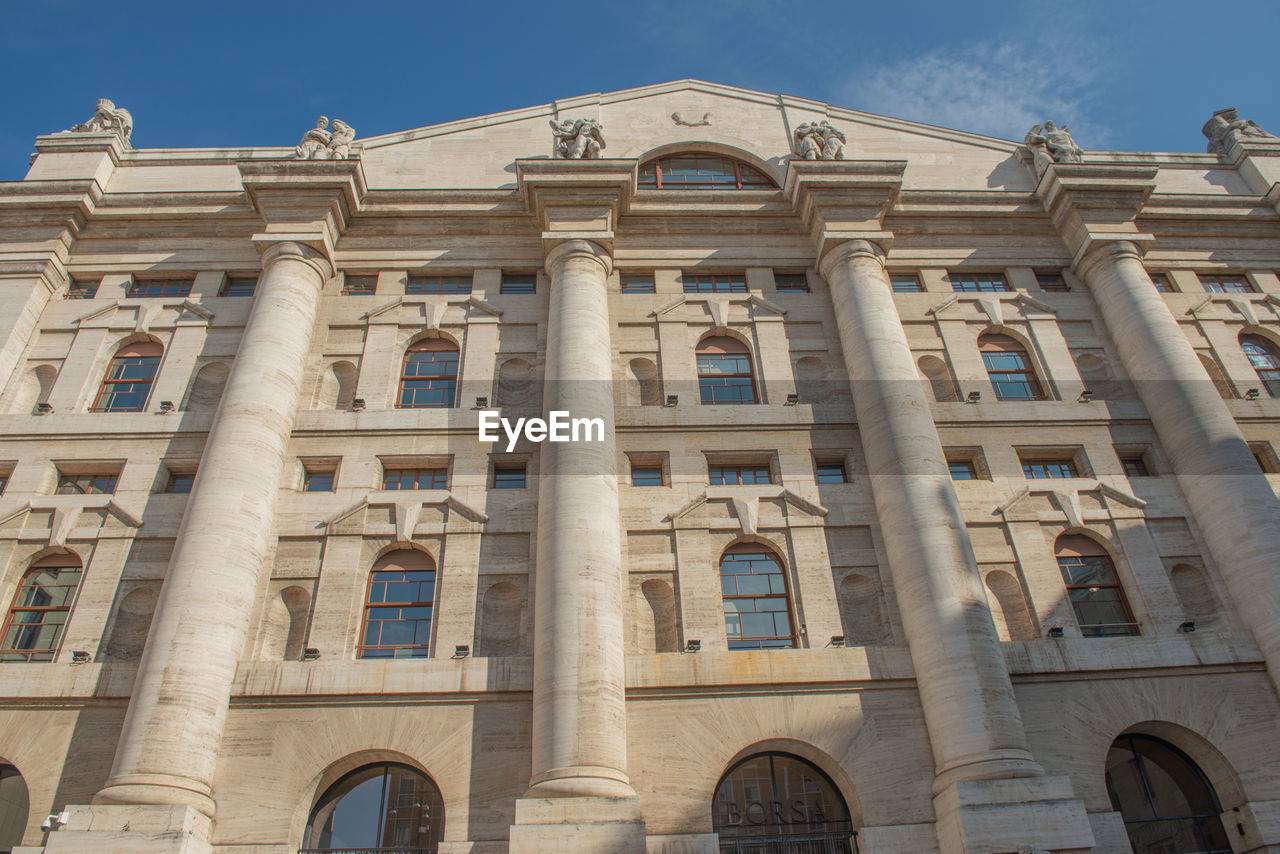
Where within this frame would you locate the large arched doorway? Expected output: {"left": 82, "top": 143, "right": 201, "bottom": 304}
{"left": 1105, "top": 734, "right": 1231, "bottom": 854}
{"left": 712, "top": 752, "right": 857, "bottom": 853}
{"left": 302, "top": 762, "right": 444, "bottom": 853}
{"left": 0, "top": 764, "right": 29, "bottom": 853}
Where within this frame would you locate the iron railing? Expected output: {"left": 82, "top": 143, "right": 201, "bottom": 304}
{"left": 299, "top": 848, "right": 435, "bottom": 854}
{"left": 718, "top": 830, "right": 858, "bottom": 854}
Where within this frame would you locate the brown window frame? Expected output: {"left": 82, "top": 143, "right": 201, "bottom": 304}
{"left": 341, "top": 275, "right": 377, "bottom": 296}
{"left": 1241, "top": 334, "right": 1280, "bottom": 397}
{"left": 127, "top": 278, "right": 193, "bottom": 298}
{"left": 1055, "top": 535, "right": 1139, "bottom": 637}
{"left": 358, "top": 551, "right": 437, "bottom": 659}
{"left": 1198, "top": 273, "right": 1253, "bottom": 294}
{"left": 949, "top": 272, "right": 1010, "bottom": 293}
{"left": 979, "top": 334, "right": 1045, "bottom": 401}
{"left": 56, "top": 472, "right": 119, "bottom": 495}
{"left": 219, "top": 276, "right": 258, "bottom": 297}
{"left": 406, "top": 275, "right": 472, "bottom": 295}
{"left": 493, "top": 465, "right": 527, "bottom": 489}
{"left": 697, "top": 336, "right": 758, "bottom": 405}
{"left": 720, "top": 544, "right": 796, "bottom": 650}
{"left": 382, "top": 468, "right": 447, "bottom": 490}
{"left": 638, "top": 154, "right": 776, "bottom": 190}
{"left": 396, "top": 339, "right": 459, "bottom": 409}
{"left": 620, "top": 273, "right": 655, "bottom": 294}
{"left": 709, "top": 464, "right": 772, "bottom": 486}
{"left": 92, "top": 341, "right": 163, "bottom": 413}
{"left": 0, "top": 555, "right": 84, "bottom": 662}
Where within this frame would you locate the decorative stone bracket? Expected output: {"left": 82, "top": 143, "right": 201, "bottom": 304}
{"left": 650, "top": 294, "right": 787, "bottom": 326}
{"left": 0, "top": 496, "right": 143, "bottom": 546}
{"left": 74, "top": 299, "right": 215, "bottom": 333}
{"left": 928, "top": 292, "right": 1057, "bottom": 327}
{"left": 324, "top": 492, "right": 488, "bottom": 540}
{"left": 1186, "top": 294, "right": 1280, "bottom": 327}
{"left": 361, "top": 295, "right": 502, "bottom": 329}
{"left": 997, "top": 480, "right": 1146, "bottom": 527}
{"left": 665, "top": 486, "right": 828, "bottom": 534}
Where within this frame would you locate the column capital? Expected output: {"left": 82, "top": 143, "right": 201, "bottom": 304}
{"left": 544, "top": 237, "right": 612, "bottom": 277}
{"left": 1034, "top": 162, "right": 1157, "bottom": 264}
{"left": 785, "top": 160, "right": 904, "bottom": 259}
{"left": 254, "top": 239, "right": 334, "bottom": 281}
{"left": 817, "top": 237, "right": 889, "bottom": 280}
{"left": 1074, "top": 238, "right": 1147, "bottom": 280}
{"left": 238, "top": 158, "right": 366, "bottom": 265}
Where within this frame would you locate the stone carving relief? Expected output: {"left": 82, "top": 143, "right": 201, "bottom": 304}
{"left": 1203, "top": 107, "right": 1276, "bottom": 156}
{"left": 671, "top": 111, "right": 713, "bottom": 127}
{"left": 294, "top": 116, "right": 356, "bottom": 160}
{"left": 794, "top": 120, "right": 846, "bottom": 160}
{"left": 62, "top": 98, "right": 133, "bottom": 147}
{"left": 550, "top": 117, "right": 605, "bottom": 159}
{"left": 1024, "top": 121, "right": 1083, "bottom": 169}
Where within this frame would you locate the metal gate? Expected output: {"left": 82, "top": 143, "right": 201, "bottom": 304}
{"left": 718, "top": 830, "right": 858, "bottom": 854}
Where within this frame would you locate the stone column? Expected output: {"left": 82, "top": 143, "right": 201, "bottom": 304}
{"left": 95, "top": 241, "right": 331, "bottom": 815}
{"left": 1077, "top": 240, "right": 1280, "bottom": 688}
{"left": 509, "top": 238, "right": 645, "bottom": 853}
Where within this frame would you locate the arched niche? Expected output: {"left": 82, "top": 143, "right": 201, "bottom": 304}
{"left": 638, "top": 578, "right": 678, "bottom": 653}
{"left": 316, "top": 360, "right": 357, "bottom": 410}
{"left": 104, "top": 585, "right": 158, "bottom": 661}
{"left": 186, "top": 361, "right": 228, "bottom": 410}
{"left": 984, "top": 570, "right": 1035, "bottom": 641}
{"left": 9, "top": 364, "right": 57, "bottom": 414}
{"left": 496, "top": 358, "right": 536, "bottom": 408}
{"left": 1169, "top": 563, "right": 1221, "bottom": 628}
{"left": 917, "top": 355, "right": 958, "bottom": 402}
{"left": 626, "top": 357, "right": 660, "bottom": 407}
{"left": 1197, "top": 353, "right": 1236, "bottom": 400}
{"left": 0, "top": 763, "right": 29, "bottom": 852}
{"left": 837, "top": 573, "right": 886, "bottom": 645}
{"left": 477, "top": 581, "right": 523, "bottom": 656}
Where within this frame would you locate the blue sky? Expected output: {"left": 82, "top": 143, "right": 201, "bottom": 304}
{"left": 2, "top": 0, "right": 1278, "bottom": 179}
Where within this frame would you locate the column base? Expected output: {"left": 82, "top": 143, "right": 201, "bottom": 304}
{"left": 932, "top": 776, "right": 1094, "bottom": 854}
{"left": 38, "top": 804, "right": 211, "bottom": 854}
{"left": 509, "top": 795, "right": 647, "bottom": 854}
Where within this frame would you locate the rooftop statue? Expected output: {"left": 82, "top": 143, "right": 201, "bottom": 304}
{"left": 294, "top": 116, "right": 356, "bottom": 160}
{"left": 794, "top": 120, "right": 846, "bottom": 160}
{"left": 1025, "top": 121, "right": 1083, "bottom": 166}
{"left": 550, "top": 117, "right": 605, "bottom": 159}
{"left": 64, "top": 98, "right": 133, "bottom": 147}
{"left": 1203, "top": 107, "right": 1276, "bottom": 156}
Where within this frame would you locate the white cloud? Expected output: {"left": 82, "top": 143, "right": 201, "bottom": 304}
{"left": 841, "top": 40, "right": 1110, "bottom": 146}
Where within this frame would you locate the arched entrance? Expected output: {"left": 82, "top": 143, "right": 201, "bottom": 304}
{"left": 0, "top": 764, "right": 29, "bottom": 853}
{"left": 1105, "top": 734, "right": 1231, "bottom": 854}
{"left": 302, "top": 762, "right": 444, "bottom": 853}
{"left": 712, "top": 752, "right": 857, "bottom": 853}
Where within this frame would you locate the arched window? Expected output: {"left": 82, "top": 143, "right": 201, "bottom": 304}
{"left": 92, "top": 341, "right": 162, "bottom": 412}
{"left": 720, "top": 545, "right": 795, "bottom": 650}
{"left": 1054, "top": 535, "right": 1138, "bottom": 637}
{"left": 713, "top": 752, "right": 855, "bottom": 851}
{"left": 302, "top": 762, "right": 444, "bottom": 853}
{"left": 359, "top": 551, "right": 436, "bottom": 659}
{"left": 697, "top": 336, "right": 757, "bottom": 405}
{"left": 0, "top": 764, "right": 29, "bottom": 852}
{"left": 978, "top": 334, "right": 1044, "bottom": 401}
{"left": 397, "top": 339, "right": 459, "bottom": 409}
{"left": 1105, "top": 734, "right": 1231, "bottom": 854}
{"left": 1241, "top": 334, "right": 1280, "bottom": 397}
{"left": 638, "top": 153, "right": 775, "bottom": 190}
{"left": 1, "top": 554, "right": 84, "bottom": 662}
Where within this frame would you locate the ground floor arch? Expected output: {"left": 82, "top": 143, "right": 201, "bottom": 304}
{"left": 712, "top": 751, "right": 857, "bottom": 853}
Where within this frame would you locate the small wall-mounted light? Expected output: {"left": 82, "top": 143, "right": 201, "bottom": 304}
{"left": 40, "top": 811, "right": 69, "bottom": 832}
{"left": 966, "top": 391, "right": 982, "bottom": 404}
{"left": 159, "top": 400, "right": 175, "bottom": 413}
{"left": 684, "top": 639, "right": 701, "bottom": 653}
{"left": 1177, "top": 621, "right": 1196, "bottom": 633}
{"left": 666, "top": 394, "right": 679, "bottom": 407}
{"left": 350, "top": 398, "right": 366, "bottom": 411}
{"left": 301, "top": 648, "right": 321, "bottom": 661}
{"left": 35, "top": 402, "right": 54, "bottom": 415}
{"left": 1077, "top": 389, "right": 1094, "bottom": 403}
{"left": 1046, "top": 626, "right": 1065, "bottom": 639}
{"left": 785, "top": 393, "right": 800, "bottom": 405}
{"left": 475, "top": 396, "right": 488, "bottom": 409}
{"left": 70, "top": 650, "right": 91, "bottom": 663}
{"left": 1245, "top": 388, "right": 1261, "bottom": 400}
{"left": 453, "top": 645, "right": 470, "bottom": 658}
{"left": 828, "top": 635, "right": 846, "bottom": 648}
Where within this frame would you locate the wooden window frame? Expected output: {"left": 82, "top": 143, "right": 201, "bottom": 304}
{"left": 381, "top": 468, "right": 447, "bottom": 490}
{"left": 709, "top": 464, "right": 773, "bottom": 486}
{"left": 1198, "top": 273, "right": 1253, "bottom": 294}
{"left": 0, "top": 556, "right": 84, "bottom": 662}
{"left": 773, "top": 272, "right": 809, "bottom": 293}
{"left": 219, "top": 276, "right": 258, "bottom": 297}
{"left": 56, "top": 472, "right": 118, "bottom": 495}
{"left": 127, "top": 278, "right": 193, "bottom": 298}
{"left": 406, "top": 275, "right": 472, "bottom": 295}
{"left": 720, "top": 545, "right": 796, "bottom": 650}
{"left": 493, "top": 465, "right": 527, "bottom": 489}
{"left": 979, "top": 335, "right": 1045, "bottom": 401}
{"left": 638, "top": 154, "right": 776, "bottom": 190}
{"left": 358, "top": 553, "right": 437, "bottom": 659}
{"left": 683, "top": 272, "right": 747, "bottom": 294}
{"left": 500, "top": 273, "right": 536, "bottom": 295}
{"left": 1241, "top": 334, "right": 1280, "bottom": 397}
{"left": 696, "top": 336, "right": 757, "bottom": 405}
{"left": 396, "top": 340, "right": 459, "bottom": 409}
{"left": 620, "top": 273, "right": 655, "bottom": 294}
{"left": 949, "top": 272, "right": 1010, "bottom": 293}
{"left": 92, "top": 342, "right": 163, "bottom": 413}
{"left": 1055, "top": 536, "right": 1139, "bottom": 637}
{"left": 890, "top": 273, "right": 923, "bottom": 293}
{"left": 341, "top": 275, "right": 377, "bottom": 296}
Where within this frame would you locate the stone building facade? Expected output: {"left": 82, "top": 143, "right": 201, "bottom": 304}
{"left": 0, "top": 81, "right": 1278, "bottom": 854}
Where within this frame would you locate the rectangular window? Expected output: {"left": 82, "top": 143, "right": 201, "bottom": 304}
{"left": 166, "top": 472, "right": 196, "bottom": 493}
{"left": 1119, "top": 455, "right": 1150, "bottom": 477}
{"left": 1150, "top": 274, "right": 1172, "bottom": 293}
{"left": 620, "top": 273, "right": 655, "bottom": 294}
{"left": 220, "top": 276, "right": 258, "bottom": 297}
{"left": 815, "top": 461, "right": 847, "bottom": 483}
{"left": 406, "top": 275, "right": 472, "bottom": 295}
{"left": 1021, "top": 458, "right": 1079, "bottom": 479}
{"left": 948, "top": 460, "right": 977, "bottom": 480}
{"left": 501, "top": 274, "right": 536, "bottom": 294}
{"left": 1199, "top": 274, "right": 1253, "bottom": 294}
{"left": 128, "top": 278, "right": 193, "bottom": 298}
{"left": 1036, "top": 272, "right": 1069, "bottom": 292}
{"left": 65, "top": 280, "right": 99, "bottom": 299}
{"left": 56, "top": 473, "right": 118, "bottom": 495}
{"left": 949, "top": 272, "right": 1010, "bottom": 293}
{"left": 683, "top": 273, "right": 747, "bottom": 294}
{"left": 303, "top": 467, "right": 336, "bottom": 492}
{"left": 493, "top": 466, "right": 526, "bottom": 489}
{"left": 709, "top": 464, "right": 772, "bottom": 485}
{"left": 342, "top": 275, "right": 377, "bottom": 295}
{"left": 631, "top": 466, "right": 664, "bottom": 486}
{"left": 382, "top": 468, "right": 447, "bottom": 490}
{"left": 0, "top": 474, "right": 7, "bottom": 494}
{"left": 890, "top": 274, "right": 923, "bottom": 293}
{"left": 774, "top": 273, "right": 809, "bottom": 293}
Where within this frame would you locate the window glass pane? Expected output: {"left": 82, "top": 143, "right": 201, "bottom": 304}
{"left": 720, "top": 550, "right": 793, "bottom": 650}
{"left": 631, "top": 467, "right": 663, "bottom": 486}
{"left": 815, "top": 463, "right": 846, "bottom": 483}
{"left": 303, "top": 470, "right": 334, "bottom": 492}
{"left": 1120, "top": 456, "right": 1149, "bottom": 477}
{"left": 890, "top": 274, "right": 922, "bottom": 292}
{"left": 342, "top": 275, "right": 377, "bottom": 295}
{"left": 66, "top": 280, "right": 99, "bottom": 299}
{"left": 167, "top": 473, "right": 196, "bottom": 493}
{"left": 950, "top": 272, "right": 1009, "bottom": 292}
{"left": 1022, "top": 459, "right": 1078, "bottom": 478}
{"left": 620, "top": 274, "right": 655, "bottom": 294}
{"left": 1150, "top": 274, "right": 1172, "bottom": 292}
{"left": 501, "top": 275, "right": 536, "bottom": 294}
{"left": 406, "top": 275, "right": 472, "bottom": 295}
{"left": 683, "top": 273, "right": 747, "bottom": 294}
{"left": 220, "top": 277, "right": 257, "bottom": 297}
{"left": 128, "top": 278, "right": 193, "bottom": 298}
{"left": 949, "top": 461, "right": 976, "bottom": 480}
{"left": 494, "top": 468, "right": 525, "bottom": 488}
{"left": 1199, "top": 274, "right": 1251, "bottom": 293}
{"left": 774, "top": 273, "right": 808, "bottom": 292}
{"left": 1036, "top": 272, "right": 1069, "bottom": 292}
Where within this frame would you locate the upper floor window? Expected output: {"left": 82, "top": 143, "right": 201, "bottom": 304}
{"left": 304, "top": 762, "right": 445, "bottom": 852}
{"left": 620, "top": 273, "right": 655, "bottom": 294}
{"left": 65, "top": 279, "right": 99, "bottom": 299}
{"left": 638, "top": 154, "right": 775, "bottom": 190}
{"left": 342, "top": 275, "right": 377, "bottom": 296}
{"left": 697, "top": 336, "right": 757, "bottom": 405}
{"left": 383, "top": 468, "right": 447, "bottom": 490}
{"left": 407, "top": 275, "right": 472, "bottom": 295}
{"left": 684, "top": 273, "right": 747, "bottom": 294}
{"left": 1036, "top": 272, "right": 1069, "bottom": 292}
{"left": 1149, "top": 274, "right": 1173, "bottom": 293}
{"left": 493, "top": 465, "right": 527, "bottom": 489}
{"left": 57, "top": 472, "right": 118, "bottom": 495}
{"left": 710, "top": 464, "right": 772, "bottom": 485}
{"left": 1118, "top": 453, "right": 1150, "bottom": 477}
{"left": 1020, "top": 456, "right": 1079, "bottom": 479}
{"left": 93, "top": 341, "right": 162, "bottom": 412}
{"left": 978, "top": 334, "right": 1044, "bottom": 401}
{"left": 1, "top": 554, "right": 84, "bottom": 662}
{"left": 1055, "top": 534, "right": 1138, "bottom": 637}
{"left": 1199, "top": 274, "right": 1253, "bottom": 294}
{"left": 359, "top": 550, "right": 436, "bottom": 659}
{"left": 774, "top": 273, "right": 809, "bottom": 293}
{"left": 950, "top": 272, "right": 1010, "bottom": 293}
{"left": 720, "top": 544, "right": 795, "bottom": 650}
{"left": 165, "top": 471, "right": 195, "bottom": 493}
{"left": 814, "top": 461, "right": 847, "bottom": 483}
{"left": 631, "top": 466, "right": 664, "bottom": 486}
{"left": 397, "top": 339, "right": 458, "bottom": 409}
{"left": 303, "top": 465, "right": 336, "bottom": 492}
{"left": 220, "top": 276, "right": 258, "bottom": 297}
{"left": 128, "top": 278, "right": 192, "bottom": 298}
{"left": 501, "top": 274, "right": 536, "bottom": 295}
{"left": 948, "top": 459, "right": 978, "bottom": 480}
{"left": 1241, "top": 334, "right": 1280, "bottom": 397}
{"left": 890, "top": 274, "right": 923, "bottom": 293}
